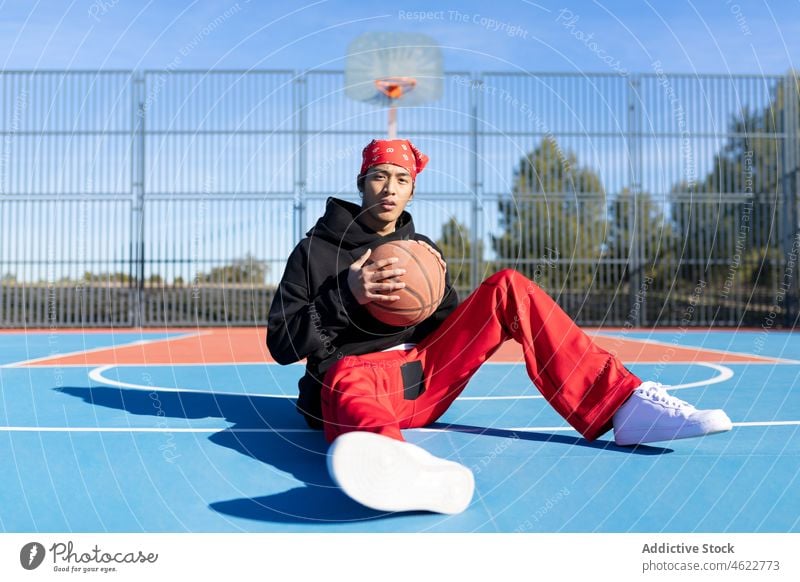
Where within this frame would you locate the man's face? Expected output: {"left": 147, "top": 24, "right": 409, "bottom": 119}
{"left": 359, "top": 163, "right": 414, "bottom": 235}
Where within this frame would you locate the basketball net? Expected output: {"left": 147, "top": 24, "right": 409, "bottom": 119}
{"left": 375, "top": 77, "right": 417, "bottom": 139}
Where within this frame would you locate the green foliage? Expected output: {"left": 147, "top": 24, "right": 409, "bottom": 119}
{"left": 608, "top": 187, "right": 677, "bottom": 282}
{"left": 2, "top": 256, "right": 271, "bottom": 288}
{"left": 436, "top": 217, "right": 485, "bottom": 291}
{"left": 146, "top": 274, "right": 163, "bottom": 286}
{"left": 195, "top": 253, "right": 269, "bottom": 285}
{"left": 492, "top": 137, "right": 607, "bottom": 288}
{"left": 670, "top": 79, "right": 793, "bottom": 296}
{"left": 80, "top": 271, "right": 134, "bottom": 284}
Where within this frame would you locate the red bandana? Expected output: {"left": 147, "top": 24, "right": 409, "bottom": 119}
{"left": 359, "top": 139, "right": 429, "bottom": 180}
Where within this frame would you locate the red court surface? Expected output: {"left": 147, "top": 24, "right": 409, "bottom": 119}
{"left": 9, "top": 327, "right": 785, "bottom": 367}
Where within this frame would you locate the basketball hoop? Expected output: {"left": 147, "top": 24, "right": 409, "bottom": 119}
{"left": 375, "top": 76, "right": 418, "bottom": 138}
{"left": 345, "top": 32, "right": 443, "bottom": 139}
{"left": 375, "top": 76, "right": 418, "bottom": 100}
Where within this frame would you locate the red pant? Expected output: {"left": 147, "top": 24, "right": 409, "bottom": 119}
{"left": 321, "top": 269, "right": 641, "bottom": 443}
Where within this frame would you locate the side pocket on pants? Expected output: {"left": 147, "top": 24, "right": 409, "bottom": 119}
{"left": 400, "top": 360, "right": 426, "bottom": 400}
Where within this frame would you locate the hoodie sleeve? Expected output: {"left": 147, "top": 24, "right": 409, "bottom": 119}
{"left": 267, "top": 242, "right": 360, "bottom": 365}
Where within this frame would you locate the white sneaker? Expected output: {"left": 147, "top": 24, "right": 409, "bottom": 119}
{"left": 327, "top": 431, "right": 475, "bottom": 514}
{"left": 612, "top": 381, "right": 733, "bottom": 446}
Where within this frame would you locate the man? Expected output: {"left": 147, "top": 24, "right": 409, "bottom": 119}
{"left": 267, "top": 139, "right": 732, "bottom": 515}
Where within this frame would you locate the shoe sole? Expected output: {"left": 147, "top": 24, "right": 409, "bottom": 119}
{"left": 327, "top": 431, "right": 475, "bottom": 514}
{"left": 614, "top": 413, "right": 733, "bottom": 446}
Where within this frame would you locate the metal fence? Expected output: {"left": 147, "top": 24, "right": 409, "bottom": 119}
{"left": 1, "top": 69, "right": 798, "bottom": 327}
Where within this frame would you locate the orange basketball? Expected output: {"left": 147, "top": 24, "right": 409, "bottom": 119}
{"left": 365, "top": 240, "right": 446, "bottom": 327}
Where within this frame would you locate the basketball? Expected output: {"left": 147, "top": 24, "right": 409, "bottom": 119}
{"left": 365, "top": 240, "right": 446, "bottom": 327}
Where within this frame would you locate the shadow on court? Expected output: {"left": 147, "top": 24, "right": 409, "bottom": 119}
{"left": 57, "top": 385, "right": 402, "bottom": 523}
{"left": 57, "top": 386, "right": 672, "bottom": 523}
{"left": 429, "top": 423, "right": 673, "bottom": 455}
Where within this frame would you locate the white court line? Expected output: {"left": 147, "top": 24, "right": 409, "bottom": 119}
{"left": 459, "top": 395, "right": 545, "bottom": 400}
{"left": 87, "top": 365, "right": 296, "bottom": 399}
{"left": 666, "top": 362, "right": 734, "bottom": 390}
{"left": 85, "top": 362, "right": 734, "bottom": 403}
{"left": 458, "top": 363, "right": 735, "bottom": 399}
{"left": 0, "top": 421, "right": 797, "bottom": 433}
{"left": 0, "top": 331, "right": 212, "bottom": 369}
{"left": 731, "top": 421, "right": 800, "bottom": 427}
{"left": 8, "top": 360, "right": 795, "bottom": 368}
{"left": 507, "top": 421, "right": 800, "bottom": 431}
{"left": 4, "top": 362, "right": 302, "bottom": 368}
{"left": 0, "top": 427, "right": 310, "bottom": 433}
{"left": 593, "top": 333, "right": 800, "bottom": 365}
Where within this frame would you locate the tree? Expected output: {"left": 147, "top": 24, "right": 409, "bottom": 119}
{"left": 670, "top": 86, "right": 789, "bottom": 297}
{"left": 146, "top": 274, "right": 164, "bottom": 287}
{"left": 608, "top": 187, "right": 677, "bottom": 282}
{"left": 196, "top": 254, "right": 269, "bottom": 285}
{"left": 435, "top": 217, "right": 485, "bottom": 292}
{"left": 80, "top": 271, "right": 134, "bottom": 285}
{"left": 492, "top": 137, "right": 607, "bottom": 289}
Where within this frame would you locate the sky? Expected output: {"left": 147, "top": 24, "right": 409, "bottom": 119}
{"left": 0, "top": 0, "right": 798, "bottom": 75}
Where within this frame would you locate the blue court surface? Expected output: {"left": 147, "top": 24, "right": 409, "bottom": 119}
{"left": 0, "top": 328, "right": 798, "bottom": 532}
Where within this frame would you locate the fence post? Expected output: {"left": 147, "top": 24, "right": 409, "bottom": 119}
{"left": 627, "top": 75, "right": 644, "bottom": 326}
{"left": 131, "top": 71, "right": 146, "bottom": 328}
{"left": 470, "top": 73, "right": 482, "bottom": 292}
{"left": 781, "top": 71, "right": 800, "bottom": 325}
{"left": 293, "top": 72, "right": 307, "bottom": 243}
{"left": 0, "top": 71, "right": 4, "bottom": 325}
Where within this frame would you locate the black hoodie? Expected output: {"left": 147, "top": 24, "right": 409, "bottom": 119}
{"left": 266, "top": 197, "right": 459, "bottom": 427}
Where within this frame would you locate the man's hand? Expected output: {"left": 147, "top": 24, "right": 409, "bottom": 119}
{"left": 414, "top": 240, "right": 447, "bottom": 272}
{"left": 347, "top": 248, "right": 407, "bottom": 305}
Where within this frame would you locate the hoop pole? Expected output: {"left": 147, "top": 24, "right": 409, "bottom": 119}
{"left": 388, "top": 105, "right": 397, "bottom": 139}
